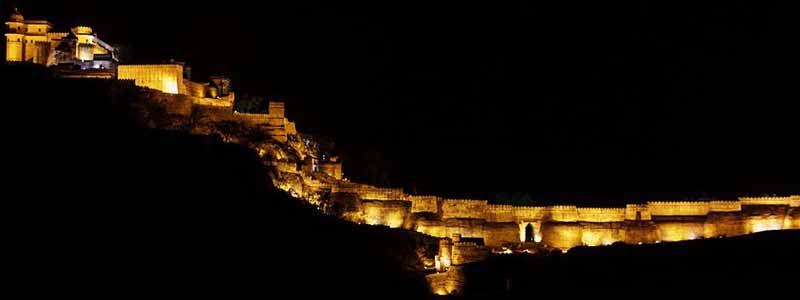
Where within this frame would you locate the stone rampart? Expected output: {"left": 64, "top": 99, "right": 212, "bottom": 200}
{"left": 648, "top": 201, "right": 710, "bottom": 216}
{"left": 441, "top": 199, "right": 488, "bottom": 219}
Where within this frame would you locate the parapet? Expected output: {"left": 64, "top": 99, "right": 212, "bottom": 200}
{"left": 485, "top": 205, "right": 548, "bottom": 222}
{"left": 739, "top": 196, "right": 793, "bottom": 206}
{"left": 233, "top": 112, "right": 269, "bottom": 125}
{"left": 576, "top": 207, "right": 626, "bottom": 222}
{"left": 268, "top": 102, "right": 285, "bottom": 118}
{"left": 625, "top": 204, "right": 652, "bottom": 221}
{"left": 408, "top": 195, "right": 441, "bottom": 214}
{"left": 648, "top": 201, "right": 710, "bottom": 216}
{"left": 331, "top": 183, "right": 406, "bottom": 200}
{"left": 441, "top": 199, "right": 488, "bottom": 219}
{"left": 549, "top": 205, "right": 579, "bottom": 222}
{"left": 709, "top": 201, "right": 742, "bottom": 212}
{"left": 71, "top": 26, "right": 93, "bottom": 35}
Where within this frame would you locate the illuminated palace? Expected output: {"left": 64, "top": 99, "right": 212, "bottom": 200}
{"left": 4, "top": 8, "right": 118, "bottom": 70}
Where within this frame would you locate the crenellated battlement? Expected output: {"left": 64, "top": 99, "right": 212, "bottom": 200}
{"left": 576, "top": 207, "right": 626, "bottom": 222}
{"left": 625, "top": 204, "right": 652, "bottom": 221}
{"left": 331, "top": 184, "right": 406, "bottom": 200}
{"left": 709, "top": 201, "right": 742, "bottom": 212}
{"left": 739, "top": 196, "right": 794, "bottom": 206}
{"left": 441, "top": 199, "right": 488, "bottom": 219}
{"left": 648, "top": 201, "right": 710, "bottom": 216}
{"left": 233, "top": 112, "right": 269, "bottom": 125}
{"left": 549, "top": 205, "right": 579, "bottom": 222}
{"left": 408, "top": 195, "right": 441, "bottom": 214}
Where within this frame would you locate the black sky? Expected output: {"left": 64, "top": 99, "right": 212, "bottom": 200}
{"left": 6, "top": 1, "right": 798, "bottom": 204}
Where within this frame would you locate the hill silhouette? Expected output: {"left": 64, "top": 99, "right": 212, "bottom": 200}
{"left": 3, "top": 65, "right": 434, "bottom": 299}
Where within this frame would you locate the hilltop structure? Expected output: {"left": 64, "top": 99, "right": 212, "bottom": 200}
{"left": 5, "top": 7, "right": 118, "bottom": 72}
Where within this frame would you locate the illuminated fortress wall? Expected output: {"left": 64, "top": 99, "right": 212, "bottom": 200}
{"left": 787, "top": 207, "right": 800, "bottom": 229}
{"left": 742, "top": 204, "right": 789, "bottom": 234}
{"left": 362, "top": 200, "right": 411, "bottom": 229}
{"left": 648, "top": 201, "right": 710, "bottom": 216}
{"left": 441, "top": 199, "right": 488, "bottom": 219}
{"left": 342, "top": 193, "right": 798, "bottom": 251}
{"left": 580, "top": 222, "right": 626, "bottom": 246}
{"left": 110, "top": 63, "right": 798, "bottom": 256}
{"left": 443, "top": 218, "right": 486, "bottom": 240}
{"left": 577, "top": 207, "right": 626, "bottom": 222}
{"left": 704, "top": 212, "right": 745, "bottom": 237}
{"left": 541, "top": 223, "right": 583, "bottom": 249}
{"left": 118, "top": 65, "right": 185, "bottom": 95}
{"left": 415, "top": 218, "right": 447, "bottom": 238}
{"left": 331, "top": 184, "right": 406, "bottom": 201}
{"left": 625, "top": 204, "right": 652, "bottom": 221}
{"left": 408, "top": 196, "right": 440, "bottom": 214}
{"left": 655, "top": 218, "right": 706, "bottom": 241}
{"left": 482, "top": 222, "right": 520, "bottom": 247}
{"left": 623, "top": 222, "right": 660, "bottom": 244}
{"left": 232, "top": 112, "right": 269, "bottom": 125}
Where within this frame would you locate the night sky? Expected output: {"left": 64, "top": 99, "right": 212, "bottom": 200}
{"left": 6, "top": 1, "right": 798, "bottom": 204}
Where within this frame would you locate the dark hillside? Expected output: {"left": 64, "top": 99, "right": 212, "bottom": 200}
{"left": 3, "top": 65, "right": 434, "bottom": 299}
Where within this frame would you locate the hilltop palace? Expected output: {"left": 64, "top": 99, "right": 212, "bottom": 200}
{"left": 7, "top": 10, "right": 799, "bottom": 296}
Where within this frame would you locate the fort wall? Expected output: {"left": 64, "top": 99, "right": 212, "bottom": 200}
{"left": 451, "top": 241, "right": 491, "bottom": 265}
{"left": 485, "top": 204, "right": 514, "bottom": 222}
{"left": 741, "top": 205, "right": 788, "bottom": 234}
{"left": 580, "top": 222, "right": 625, "bottom": 246}
{"left": 549, "top": 205, "right": 579, "bottom": 222}
{"left": 704, "top": 212, "right": 745, "bottom": 237}
{"left": 648, "top": 201, "right": 710, "bottom": 216}
{"left": 709, "top": 201, "right": 741, "bottom": 212}
{"left": 118, "top": 65, "right": 185, "bottom": 95}
{"left": 415, "top": 219, "right": 446, "bottom": 238}
{"left": 577, "top": 207, "right": 626, "bottom": 222}
{"left": 441, "top": 199, "right": 487, "bottom": 219}
{"left": 333, "top": 186, "right": 797, "bottom": 252}
{"left": 623, "top": 222, "right": 659, "bottom": 244}
{"left": 654, "top": 217, "right": 706, "bottom": 241}
{"left": 191, "top": 94, "right": 234, "bottom": 107}
{"left": 443, "top": 218, "right": 486, "bottom": 240}
{"left": 541, "top": 223, "right": 583, "bottom": 250}
{"left": 625, "top": 204, "right": 652, "bottom": 221}
{"left": 740, "top": 196, "right": 794, "bottom": 206}
{"left": 408, "top": 195, "right": 440, "bottom": 214}
{"left": 786, "top": 208, "right": 800, "bottom": 229}
{"left": 233, "top": 112, "right": 269, "bottom": 125}
{"left": 361, "top": 200, "right": 411, "bottom": 229}
{"left": 427, "top": 266, "right": 465, "bottom": 296}
{"left": 482, "top": 222, "right": 520, "bottom": 247}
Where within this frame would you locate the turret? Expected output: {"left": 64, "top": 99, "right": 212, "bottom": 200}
{"left": 5, "top": 7, "right": 25, "bottom": 62}
{"left": 71, "top": 26, "right": 95, "bottom": 61}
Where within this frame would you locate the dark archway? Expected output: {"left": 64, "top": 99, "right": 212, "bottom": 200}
{"left": 525, "top": 223, "right": 534, "bottom": 242}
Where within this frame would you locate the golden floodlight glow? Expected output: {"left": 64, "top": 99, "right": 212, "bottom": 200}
{"left": 163, "top": 78, "right": 179, "bottom": 94}
{"left": 748, "top": 218, "right": 783, "bottom": 233}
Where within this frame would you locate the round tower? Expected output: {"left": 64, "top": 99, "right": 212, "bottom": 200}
{"left": 5, "top": 7, "right": 25, "bottom": 62}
